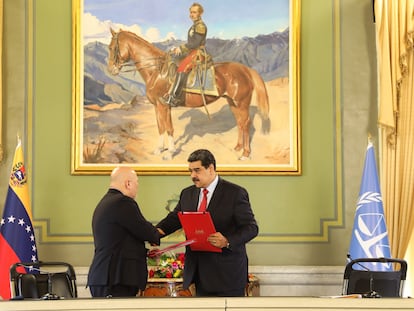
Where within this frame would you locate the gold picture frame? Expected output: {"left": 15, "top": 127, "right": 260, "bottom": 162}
{"left": 72, "top": 0, "right": 301, "bottom": 175}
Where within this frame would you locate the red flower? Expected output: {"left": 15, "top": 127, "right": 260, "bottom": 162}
{"left": 177, "top": 253, "right": 185, "bottom": 262}
{"left": 147, "top": 252, "right": 186, "bottom": 278}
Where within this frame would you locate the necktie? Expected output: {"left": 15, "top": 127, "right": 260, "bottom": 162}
{"left": 199, "top": 188, "right": 209, "bottom": 212}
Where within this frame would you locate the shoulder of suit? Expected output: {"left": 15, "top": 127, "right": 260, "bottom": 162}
{"left": 194, "top": 20, "right": 207, "bottom": 34}
{"left": 219, "top": 178, "right": 246, "bottom": 191}
{"left": 182, "top": 184, "right": 198, "bottom": 193}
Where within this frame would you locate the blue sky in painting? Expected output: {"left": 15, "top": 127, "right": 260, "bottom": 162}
{"left": 83, "top": 0, "right": 289, "bottom": 44}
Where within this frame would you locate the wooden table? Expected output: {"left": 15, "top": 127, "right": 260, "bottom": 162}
{"left": 143, "top": 278, "right": 193, "bottom": 297}
{"left": 142, "top": 275, "right": 260, "bottom": 297}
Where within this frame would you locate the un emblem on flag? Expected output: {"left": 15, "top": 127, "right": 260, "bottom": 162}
{"left": 355, "top": 212, "right": 390, "bottom": 258}
{"left": 10, "top": 161, "right": 27, "bottom": 187}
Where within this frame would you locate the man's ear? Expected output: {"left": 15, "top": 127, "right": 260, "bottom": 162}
{"left": 124, "top": 180, "right": 130, "bottom": 189}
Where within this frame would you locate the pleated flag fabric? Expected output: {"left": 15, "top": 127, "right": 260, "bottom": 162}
{"left": 348, "top": 142, "right": 392, "bottom": 271}
{"left": 0, "top": 139, "right": 38, "bottom": 299}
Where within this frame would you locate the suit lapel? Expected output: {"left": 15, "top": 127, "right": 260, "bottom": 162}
{"left": 189, "top": 187, "right": 200, "bottom": 211}
{"left": 207, "top": 178, "right": 224, "bottom": 212}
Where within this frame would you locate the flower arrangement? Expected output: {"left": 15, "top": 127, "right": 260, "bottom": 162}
{"left": 148, "top": 252, "right": 185, "bottom": 279}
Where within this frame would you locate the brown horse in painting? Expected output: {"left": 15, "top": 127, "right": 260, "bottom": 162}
{"left": 107, "top": 28, "right": 270, "bottom": 160}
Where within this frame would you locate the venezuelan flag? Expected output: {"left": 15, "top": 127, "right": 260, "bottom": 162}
{"left": 0, "top": 139, "right": 38, "bottom": 299}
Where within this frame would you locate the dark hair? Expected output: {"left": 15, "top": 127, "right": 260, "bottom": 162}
{"left": 187, "top": 149, "right": 216, "bottom": 170}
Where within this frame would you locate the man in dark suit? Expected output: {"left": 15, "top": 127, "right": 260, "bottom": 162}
{"left": 156, "top": 149, "right": 258, "bottom": 296}
{"left": 87, "top": 167, "right": 161, "bottom": 297}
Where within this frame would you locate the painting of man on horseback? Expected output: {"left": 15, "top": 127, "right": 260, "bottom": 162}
{"left": 74, "top": 0, "right": 298, "bottom": 174}
{"left": 107, "top": 8, "right": 271, "bottom": 160}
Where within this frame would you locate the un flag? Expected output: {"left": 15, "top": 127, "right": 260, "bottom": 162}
{"left": 348, "top": 142, "right": 392, "bottom": 271}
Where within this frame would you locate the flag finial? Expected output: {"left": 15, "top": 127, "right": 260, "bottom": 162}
{"left": 368, "top": 133, "right": 372, "bottom": 144}
{"left": 16, "top": 133, "right": 21, "bottom": 146}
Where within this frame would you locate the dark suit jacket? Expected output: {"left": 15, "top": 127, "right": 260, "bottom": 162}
{"left": 157, "top": 177, "right": 258, "bottom": 293}
{"left": 87, "top": 189, "right": 161, "bottom": 291}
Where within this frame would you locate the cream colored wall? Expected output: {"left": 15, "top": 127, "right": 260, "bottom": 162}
{"left": 0, "top": 0, "right": 378, "bottom": 268}
{"left": 0, "top": 1, "right": 27, "bottom": 206}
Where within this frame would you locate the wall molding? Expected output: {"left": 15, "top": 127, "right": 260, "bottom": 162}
{"left": 75, "top": 265, "right": 344, "bottom": 298}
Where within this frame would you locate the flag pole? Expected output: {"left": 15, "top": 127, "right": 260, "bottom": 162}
{"left": 368, "top": 133, "right": 372, "bottom": 143}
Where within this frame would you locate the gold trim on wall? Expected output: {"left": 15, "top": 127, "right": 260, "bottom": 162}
{"left": 34, "top": 215, "right": 340, "bottom": 243}
{"left": 33, "top": 0, "right": 344, "bottom": 245}
{"left": 71, "top": 0, "right": 301, "bottom": 176}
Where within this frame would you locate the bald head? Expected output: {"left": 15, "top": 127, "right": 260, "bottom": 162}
{"left": 110, "top": 166, "right": 139, "bottom": 198}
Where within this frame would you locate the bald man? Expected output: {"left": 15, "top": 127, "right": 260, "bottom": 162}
{"left": 87, "top": 167, "right": 161, "bottom": 297}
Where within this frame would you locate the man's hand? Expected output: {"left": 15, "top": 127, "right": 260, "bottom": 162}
{"left": 207, "top": 232, "right": 228, "bottom": 248}
{"left": 147, "top": 248, "right": 160, "bottom": 258}
{"left": 149, "top": 228, "right": 165, "bottom": 247}
{"left": 172, "top": 47, "right": 182, "bottom": 56}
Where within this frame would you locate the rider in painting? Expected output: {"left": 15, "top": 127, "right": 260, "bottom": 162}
{"left": 161, "top": 2, "right": 207, "bottom": 107}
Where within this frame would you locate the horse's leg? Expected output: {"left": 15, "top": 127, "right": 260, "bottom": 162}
{"left": 228, "top": 99, "right": 252, "bottom": 160}
{"left": 241, "top": 116, "right": 251, "bottom": 160}
{"left": 165, "top": 135, "right": 176, "bottom": 160}
{"left": 154, "top": 100, "right": 176, "bottom": 160}
{"left": 222, "top": 98, "right": 244, "bottom": 153}
{"left": 151, "top": 102, "right": 168, "bottom": 155}
{"left": 154, "top": 134, "right": 175, "bottom": 160}
{"left": 151, "top": 104, "right": 166, "bottom": 155}
{"left": 154, "top": 135, "right": 165, "bottom": 155}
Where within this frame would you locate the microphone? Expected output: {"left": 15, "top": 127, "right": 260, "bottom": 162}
{"left": 18, "top": 264, "right": 61, "bottom": 300}
{"left": 346, "top": 254, "right": 381, "bottom": 298}
{"left": 346, "top": 254, "right": 370, "bottom": 271}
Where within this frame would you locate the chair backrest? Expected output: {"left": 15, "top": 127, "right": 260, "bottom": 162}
{"left": 10, "top": 261, "right": 78, "bottom": 299}
{"left": 342, "top": 257, "right": 407, "bottom": 297}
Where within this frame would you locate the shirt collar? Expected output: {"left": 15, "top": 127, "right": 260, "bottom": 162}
{"left": 205, "top": 175, "right": 219, "bottom": 193}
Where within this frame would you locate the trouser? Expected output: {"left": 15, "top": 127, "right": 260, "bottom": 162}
{"left": 89, "top": 284, "right": 141, "bottom": 297}
{"left": 193, "top": 271, "right": 245, "bottom": 297}
{"left": 177, "top": 50, "right": 198, "bottom": 73}
{"left": 163, "top": 49, "right": 199, "bottom": 106}
{"left": 169, "top": 72, "right": 188, "bottom": 97}
{"left": 195, "top": 284, "right": 245, "bottom": 297}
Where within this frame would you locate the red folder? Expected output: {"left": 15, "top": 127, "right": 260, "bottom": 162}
{"left": 178, "top": 211, "right": 222, "bottom": 253}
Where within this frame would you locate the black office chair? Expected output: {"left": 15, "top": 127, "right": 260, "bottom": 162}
{"left": 342, "top": 257, "right": 407, "bottom": 298}
{"left": 10, "top": 261, "right": 78, "bottom": 299}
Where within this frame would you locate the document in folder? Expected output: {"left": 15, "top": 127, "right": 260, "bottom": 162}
{"left": 147, "top": 239, "right": 195, "bottom": 257}
{"left": 178, "top": 211, "right": 222, "bottom": 253}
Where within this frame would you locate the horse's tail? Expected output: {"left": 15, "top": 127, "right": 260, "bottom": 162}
{"left": 249, "top": 68, "right": 270, "bottom": 134}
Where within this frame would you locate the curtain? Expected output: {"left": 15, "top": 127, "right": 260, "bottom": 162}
{"left": 375, "top": 0, "right": 414, "bottom": 259}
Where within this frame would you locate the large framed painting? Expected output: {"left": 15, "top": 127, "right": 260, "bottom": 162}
{"left": 72, "top": 0, "right": 301, "bottom": 175}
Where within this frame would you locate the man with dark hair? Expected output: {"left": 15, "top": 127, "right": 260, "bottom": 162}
{"left": 156, "top": 149, "right": 258, "bottom": 296}
{"left": 161, "top": 3, "right": 207, "bottom": 107}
